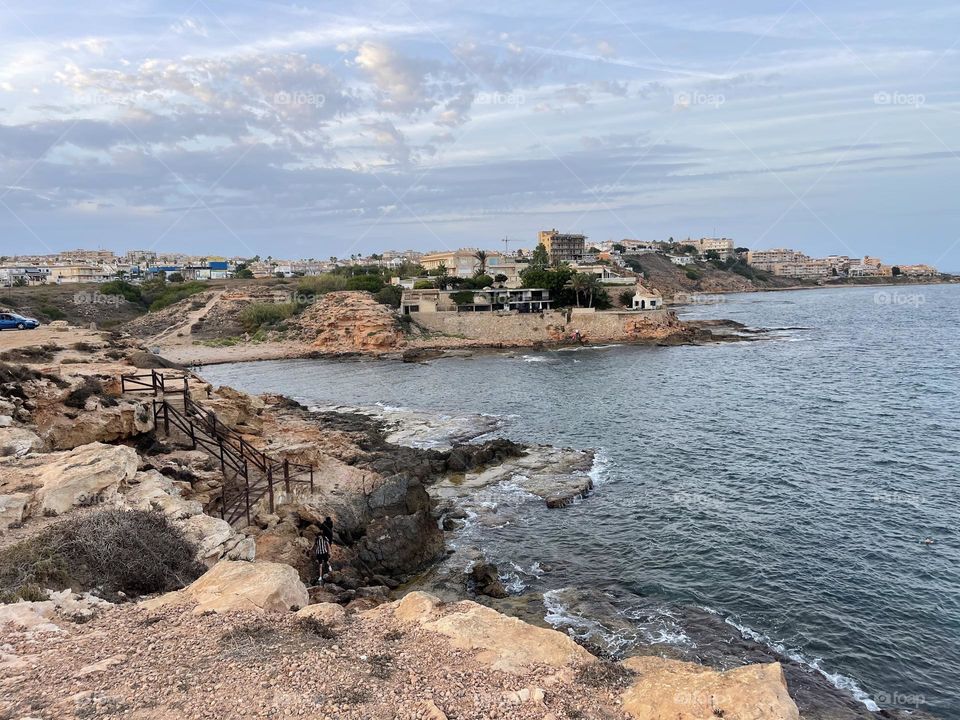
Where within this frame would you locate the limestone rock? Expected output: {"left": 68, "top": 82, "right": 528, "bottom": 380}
{"left": 28, "top": 442, "right": 139, "bottom": 515}
{"left": 177, "top": 513, "right": 250, "bottom": 567}
{"left": 0, "top": 427, "right": 43, "bottom": 458}
{"left": 0, "top": 493, "right": 30, "bottom": 526}
{"left": 143, "top": 560, "right": 308, "bottom": 613}
{"left": 296, "top": 602, "right": 347, "bottom": 626}
{"left": 621, "top": 656, "right": 800, "bottom": 720}
{"left": 42, "top": 401, "right": 154, "bottom": 450}
{"left": 379, "top": 592, "right": 594, "bottom": 674}
{"left": 123, "top": 470, "right": 203, "bottom": 520}
{"left": 0, "top": 601, "right": 61, "bottom": 633}
{"left": 296, "top": 291, "right": 404, "bottom": 353}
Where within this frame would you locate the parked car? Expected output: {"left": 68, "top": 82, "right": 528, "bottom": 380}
{"left": 0, "top": 312, "right": 40, "bottom": 330}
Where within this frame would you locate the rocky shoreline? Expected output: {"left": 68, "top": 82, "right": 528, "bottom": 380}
{"left": 0, "top": 327, "right": 934, "bottom": 719}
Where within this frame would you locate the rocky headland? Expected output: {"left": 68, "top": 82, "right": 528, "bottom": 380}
{"left": 0, "top": 327, "right": 929, "bottom": 719}
{"left": 121, "top": 288, "right": 754, "bottom": 366}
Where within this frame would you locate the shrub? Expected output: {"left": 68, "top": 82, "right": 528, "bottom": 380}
{"left": 239, "top": 302, "right": 295, "bottom": 332}
{"left": 167, "top": 272, "right": 184, "bottom": 283}
{"left": 685, "top": 266, "right": 703, "bottom": 281}
{"left": 0, "top": 509, "right": 206, "bottom": 603}
{"left": 64, "top": 376, "right": 117, "bottom": 409}
{"left": 493, "top": 274, "right": 508, "bottom": 283}
{"left": 99, "top": 280, "right": 142, "bottom": 304}
{"left": 618, "top": 290, "right": 634, "bottom": 306}
{"left": 374, "top": 285, "right": 403, "bottom": 308}
{"left": 413, "top": 280, "right": 434, "bottom": 290}
{"left": 345, "top": 274, "right": 384, "bottom": 293}
{"left": 0, "top": 343, "right": 60, "bottom": 363}
{"left": 296, "top": 274, "right": 347, "bottom": 296}
{"left": 38, "top": 305, "right": 66, "bottom": 321}
{"left": 470, "top": 274, "right": 494, "bottom": 288}
{"left": 450, "top": 290, "right": 475, "bottom": 305}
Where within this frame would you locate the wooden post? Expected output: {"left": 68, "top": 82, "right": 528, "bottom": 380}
{"left": 245, "top": 472, "right": 251, "bottom": 526}
{"left": 163, "top": 402, "right": 170, "bottom": 434}
{"left": 189, "top": 419, "right": 196, "bottom": 449}
{"left": 219, "top": 441, "right": 226, "bottom": 473}
{"left": 309, "top": 466, "right": 314, "bottom": 493}
{"left": 284, "top": 459, "right": 291, "bottom": 494}
{"left": 151, "top": 370, "right": 158, "bottom": 397}
{"left": 267, "top": 467, "right": 275, "bottom": 514}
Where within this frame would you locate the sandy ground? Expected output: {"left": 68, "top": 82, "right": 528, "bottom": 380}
{"left": 0, "top": 325, "right": 105, "bottom": 353}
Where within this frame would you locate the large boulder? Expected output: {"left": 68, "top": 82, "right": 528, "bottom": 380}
{"left": 621, "top": 656, "right": 800, "bottom": 720}
{"left": 379, "top": 592, "right": 594, "bottom": 674}
{"left": 123, "top": 470, "right": 202, "bottom": 520}
{"left": 42, "top": 401, "right": 154, "bottom": 450}
{"left": 0, "top": 492, "right": 30, "bottom": 526}
{"left": 177, "top": 513, "right": 255, "bottom": 567}
{"left": 0, "top": 427, "right": 43, "bottom": 458}
{"left": 28, "top": 442, "right": 139, "bottom": 515}
{"left": 143, "top": 560, "right": 308, "bottom": 613}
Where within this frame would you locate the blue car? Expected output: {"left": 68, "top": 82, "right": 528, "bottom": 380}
{"left": 0, "top": 312, "right": 40, "bottom": 330}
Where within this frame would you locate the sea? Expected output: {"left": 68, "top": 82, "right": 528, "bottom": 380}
{"left": 202, "top": 284, "right": 960, "bottom": 717}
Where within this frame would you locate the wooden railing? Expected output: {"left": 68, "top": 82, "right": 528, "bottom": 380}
{"left": 122, "top": 371, "right": 315, "bottom": 526}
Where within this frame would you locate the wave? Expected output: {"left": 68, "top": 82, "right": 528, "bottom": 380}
{"left": 521, "top": 355, "right": 549, "bottom": 363}
{"left": 588, "top": 447, "right": 611, "bottom": 487}
{"left": 714, "top": 612, "right": 880, "bottom": 712}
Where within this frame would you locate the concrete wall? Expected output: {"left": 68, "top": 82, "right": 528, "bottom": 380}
{"left": 410, "top": 308, "right": 676, "bottom": 344}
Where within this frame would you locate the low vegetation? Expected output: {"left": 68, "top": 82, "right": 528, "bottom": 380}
{"left": 63, "top": 376, "right": 118, "bottom": 409}
{"left": 0, "top": 509, "right": 206, "bottom": 603}
{"left": 239, "top": 302, "right": 296, "bottom": 333}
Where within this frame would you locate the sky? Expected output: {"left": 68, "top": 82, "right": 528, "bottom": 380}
{"left": 0, "top": 0, "right": 958, "bottom": 268}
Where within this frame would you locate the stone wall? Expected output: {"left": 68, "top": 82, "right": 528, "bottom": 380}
{"left": 410, "top": 308, "right": 682, "bottom": 344}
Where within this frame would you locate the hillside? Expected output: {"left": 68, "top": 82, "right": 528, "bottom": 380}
{"left": 624, "top": 253, "right": 809, "bottom": 299}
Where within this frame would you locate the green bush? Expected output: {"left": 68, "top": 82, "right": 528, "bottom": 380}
{"left": 470, "top": 274, "right": 494, "bottom": 288}
{"left": 0, "top": 509, "right": 205, "bottom": 603}
{"left": 375, "top": 285, "right": 403, "bottom": 308}
{"left": 99, "top": 280, "right": 142, "bottom": 304}
{"left": 345, "top": 274, "right": 385, "bottom": 293}
{"left": 685, "top": 266, "right": 703, "bottom": 281}
{"left": 618, "top": 290, "right": 634, "bottom": 306}
{"left": 296, "top": 274, "right": 347, "bottom": 297}
{"left": 38, "top": 305, "right": 66, "bottom": 321}
{"left": 240, "top": 302, "right": 295, "bottom": 333}
{"left": 450, "top": 290, "right": 475, "bottom": 305}
{"left": 413, "top": 280, "right": 434, "bottom": 289}
{"left": 141, "top": 281, "right": 207, "bottom": 311}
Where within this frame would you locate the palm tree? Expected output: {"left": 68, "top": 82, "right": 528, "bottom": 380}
{"left": 570, "top": 273, "right": 590, "bottom": 307}
{"left": 584, "top": 274, "right": 601, "bottom": 307}
{"left": 473, "top": 249, "right": 488, "bottom": 275}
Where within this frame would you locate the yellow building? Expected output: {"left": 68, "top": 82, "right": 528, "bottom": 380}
{"left": 539, "top": 229, "right": 586, "bottom": 264}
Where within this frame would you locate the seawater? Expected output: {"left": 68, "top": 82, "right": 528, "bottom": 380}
{"left": 203, "top": 284, "right": 960, "bottom": 717}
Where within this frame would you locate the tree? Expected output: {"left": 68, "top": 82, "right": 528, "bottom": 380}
{"left": 530, "top": 243, "right": 549, "bottom": 270}
{"left": 613, "top": 243, "right": 625, "bottom": 253}
{"left": 570, "top": 273, "right": 591, "bottom": 307}
{"left": 345, "top": 274, "right": 384, "bottom": 292}
{"left": 450, "top": 290, "right": 475, "bottom": 306}
{"left": 167, "top": 272, "right": 184, "bottom": 283}
{"left": 12, "top": 277, "right": 27, "bottom": 287}
{"left": 619, "top": 290, "right": 634, "bottom": 306}
{"left": 494, "top": 273, "right": 508, "bottom": 284}
{"left": 473, "top": 250, "right": 488, "bottom": 275}
{"left": 470, "top": 274, "right": 493, "bottom": 289}
{"left": 375, "top": 285, "right": 403, "bottom": 307}
{"left": 236, "top": 268, "right": 254, "bottom": 279}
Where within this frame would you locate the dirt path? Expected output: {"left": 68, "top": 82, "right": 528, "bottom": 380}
{"left": 148, "top": 290, "right": 225, "bottom": 346}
